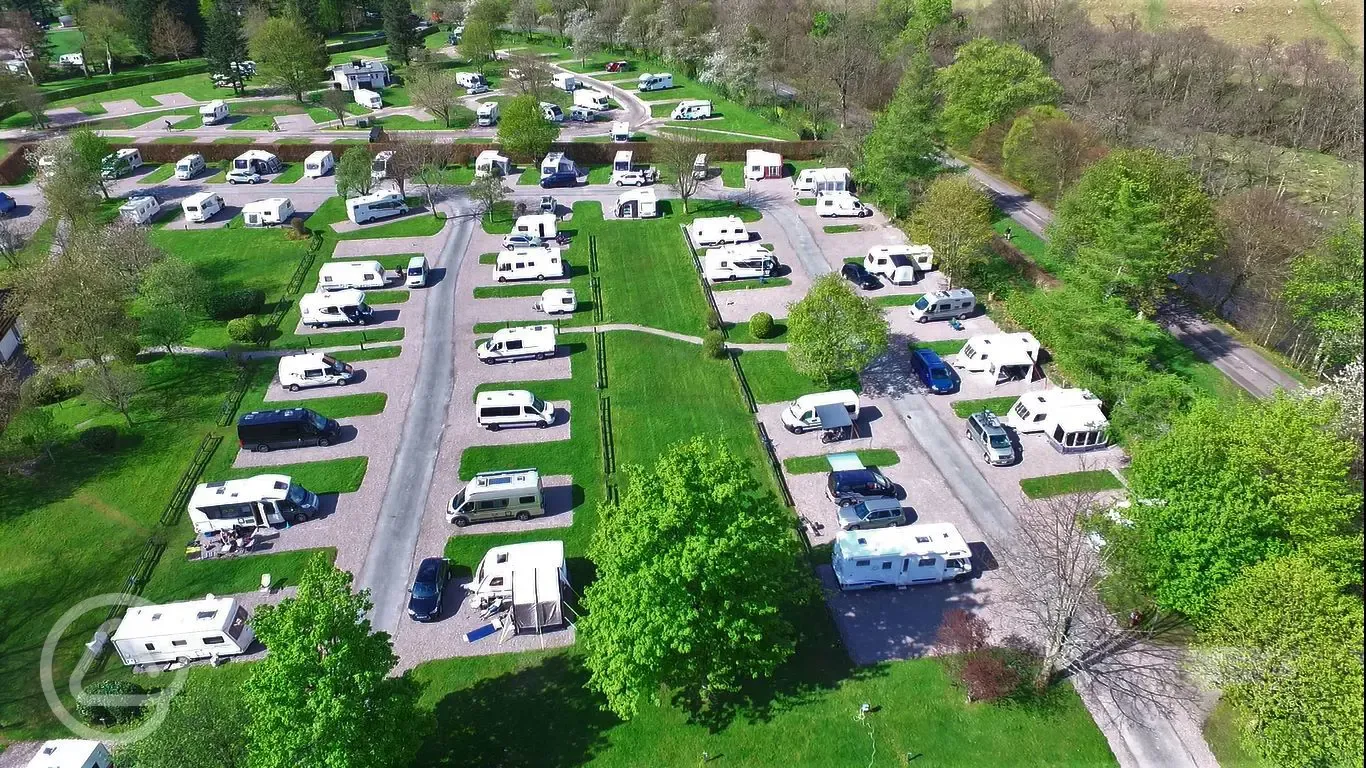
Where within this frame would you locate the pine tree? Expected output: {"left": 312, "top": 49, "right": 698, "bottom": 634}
{"left": 857, "top": 51, "right": 940, "bottom": 219}
{"left": 203, "top": 0, "right": 249, "bottom": 96}
{"left": 382, "top": 0, "right": 419, "bottom": 65}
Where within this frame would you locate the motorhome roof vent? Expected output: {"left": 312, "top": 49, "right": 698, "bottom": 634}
{"left": 915, "top": 536, "right": 931, "bottom": 544}
{"left": 273, "top": 481, "right": 288, "bottom": 490}
{"left": 196, "top": 610, "right": 218, "bottom": 620}
{"left": 150, "top": 613, "right": 162, "bottom": 621}
{"left": 496, "top": 553, "right": 509, "bottom": 564}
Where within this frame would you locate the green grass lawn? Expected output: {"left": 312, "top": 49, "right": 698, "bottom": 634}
{"left": 480, "top": 202, "right": 516, "bottom": 234}
{"left": 1019, "top": 470, "right": 1124, "bottom": 499}
{"left": 331, "top": 345, "right": 402, "bottom": 362}
{"left": 719, "top": 161, "right": 746, "bottom": 188}
{"left": 270, "top": 163, "right": 306, "bottom": 184}
{"left": 949, "top": 396, "right": 1021, "bottom": 419}
{"left": 375, "top": 106, "right": 476, "bottom": 131}
{"left": 784, "top": 449, "right": 901, "bottom": 475}
{"left": 822, "top": 224, "right": 863, "bottom": 234}
{"left": 137, "top": 163, "right": 176, "bottom": 184}
{"left": 874, "top": 294, "right": 924, "bottom": 307}
{"left": 910, "top": 339, "right": 967, "bottom": 356}
{"left": 366, "top": 289, "right": 409, "bottom": 304}
{"left": 724, "top": 319, "right": 788, "bottom": 344}
{"left": 150, "top": 135, "right": 201, "bottom": 144}
{"left": 226, "top": 115, "right": 278, "bottom": 131}
{"left": 736, "top": 350, "right": 861, "bottom": 405}
{"left": 45, "top": 27, "right": 84, "bottom": 57}
{"left": 712, "top": 277, "right": 792, "bottom": 292}
{"left": 306, "top": 195, "right": 448, "bottom": 240}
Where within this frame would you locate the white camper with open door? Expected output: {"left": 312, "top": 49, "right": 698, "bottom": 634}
{"left": 475, "top": 150, "right": 512, "bottom": 177}
{"left": 186, "top": 474, "right": 320, "bottom": 534}
{"left": 864, "top": 244, "right": 934, "bottom": 285}
{"left": 832, "top": 524, "right": 974, "bottom": 590}
{"left": 954, "top": 332, "right": 1042, "bottom": 384}
{"left": 111, "top": 595, "right": 255, "bottom": 666}
{"left": 467, "top": 540, "right": 570, "bottom": 634}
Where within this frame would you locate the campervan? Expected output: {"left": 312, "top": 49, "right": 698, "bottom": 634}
{"left": 671, "top": 99, "right": 712, "bottom": 120}
{"left": 540, "top": 102, "right": 565, "bottom": 122}
{"left": 687, "top": 215, "right": 750, "bottom": 247}
{"left": 613, "top": 150, "right": 634, "bottom": 173}
{"left": 637, "top": 72, "right": 672, "bottom": 91}
{"left": 614, "top": 187, "right": 656, "bottom": 219}
{"left": 111, "top": 595, "right": 255, "bottom": 666}
{"left": 816, "top": 191, "right": 871, "bottom": 217}
{"left": 186, "top": 474, "right": 320, "bottom": 535}
{"left": 318, "top": 260, "right": 387, "bottom": 291}
{"left": 513, "top": 213, "right": 557, "bottom": 240}
{"left": 745, "top": 149, "right": 782, "bottom": 180}
{"left": 405, "top": 255, "right": 429, "bottom": 287}
{"left": 278, "top": 352, "right": 353, "bottom": 391}
{"left": 466, "top": 540, "right": 569, "bottom": 634}
{"left": 475, "top": 391, "right": 554, "bottom": 430}
{"left": 568, "top": 105, "right": 596, "bottom": 122}
{"left": 238, "top": 407, "right": 342, "bottom": 453}
{"left": 692, "top": 153, "right": 709, "bottom": 179}
{"left": 299, "top": 289, "right": 373, "bottom": 328}
{"left": 242, "top": 197, "right": 294, "bottom": 227}
{"left": 551, "top": 72, "right": 579, "bottom": 91}
{"left": 448, "top": 469, "right": 545, "bottom": 525}
{"left": 793, "top": 167, "right": 852, "bottom": 195}
{"left": 174, "top": 153, "right": 205, "bottom": 180}
{"left": 346, "top": 191, "right": 408, "bottom": 224}
{"left": 354, "top": 87, "right": 383, "bottom": 110}
{"left": 955, "top": 333, "right": 1042, "bottom": 384}
{"left": 99, "top": 148, "right": 142, "bottom": 179}
{"left": 476, "top": 324, "right": 557, "bottom": 363}
{"left": 199, "top": 99, "right": 229, "bottom": 125}
{"left": 303, "top": 150, "right": 334, "bottom": 178}
{"left": 781, "top": 390, "right": 861, "bottom": 433}
{"left": 574, "top": 88, "right": 610, "bottom": 111}
{"left": 454, "top": 72, "right": 486, "bottom": 90}
{"left": 22, "top": 740, "right": 112, "bottom": 768}
{"left": 118, "top": 195, "right": 159, "bottom": 225}
{"left": 58, "top": 52, "right": 84, "bottom": 67}
{"left": 704, "top": 244, "right": 775, "bottom": 282}
{"left": 180, "top": 191, "right": 224, "bottom": 223}
{"left": 476, "top": 101, "right": 499, "bottom": 126}
{"left": 908, "top": 289, "right": 976, "bottom": 323}
{"left": 1006, "top": 388, "right": 1110, "bottom": 452}
{"left": 475, "top": 150, "right": 511, "bottom": 178}
{"left": 233, "top": 150, "right": 280, "bottom": 174}
{"left": 611, "top": 121, "right": 632, "bottom": 142}
{"left": 864, "top": 245, "right": 933, "bottom": 285}
{"left": 371, "top": 150, "right": 394, "bottom": 181}
{"left": 539, "top": 152, "right": 577, "bottom": 180}
{"left": 831, "top": 524, "right": 974, "bottom": 590}
{"left": 494, "top": 248, "right": 565, "bottom": 282}
{"left": 534, "top": 288, "right": 577, "bottom": 314}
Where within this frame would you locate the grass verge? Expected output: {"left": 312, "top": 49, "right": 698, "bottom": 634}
{"left": 1019, "top": 470, "right": 1124, "bottom": 499}
{"left": 784, "top": 449, "right": 901, "bottom": 475}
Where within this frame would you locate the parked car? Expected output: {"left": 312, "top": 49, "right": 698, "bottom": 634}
{"left": 910, "top": 348, "right": 957, "bottom": 393}
{"left": 966, "top": 410, "right": 1017, "bottom": 466}
{"left": 826, "top": 468, "right": 897, "bottom": 506}
{"left": 0, "top": 192, "right": 16, "bottom": 215}
{"left": 612, "top": 169, "right": 654, "bottom": 186}
{"left": 840, "top": 262, "right": 880, "bottom": 290}
{"left": 836, "top": 497, "right": 908, "bottom": 531}
{"left": 406, "top": 557, "right": 449, "bottom": 622}
{"left": 466, "top": 82, "right": 490, "bottom": 95}
{"left": 226, "top": 169, "right": 263, "bottom": 184}
{"left": 502, "top": 232, "right": 544, "bottom": 249}
{"left": 540, "top": 195, "right": 558, "bottom": 215}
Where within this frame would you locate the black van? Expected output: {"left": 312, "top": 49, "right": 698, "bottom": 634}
{"left": 238, "top": 408, "right": 340, "bottom": 453}
{"left": 826, "top": 468, "right": 897, "bottom": 506}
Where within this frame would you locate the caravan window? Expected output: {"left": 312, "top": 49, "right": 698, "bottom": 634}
{"left": 918, "top": 557, "right": 936, "bottom": 567}
{"left": 144, "top": 643, "right": 155, "bottom": 651}
{"left": 483, "top": 406, "right": 520, "bottom": 417}
{"left": 854, "top": 559, "right": 870, "bottom": 567}
{"left": 881, "top": 561, "right": 892, "bottom": 570}
{"left": 475, "top": 498, "right": 509, "bottom": 511}
{"left": 519, "top": 495, "right": 537, "bottom": 504}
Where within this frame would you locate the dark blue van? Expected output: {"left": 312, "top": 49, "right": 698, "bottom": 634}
{"left": 238, "top": 408, "right": 340, "bottom": 453}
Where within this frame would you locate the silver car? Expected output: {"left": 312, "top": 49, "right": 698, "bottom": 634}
{"left": 966, "top": 410, "right": 1017, "bottom": 466}
{"left": 836, "top": 497, "right": 908, "bottom": 531}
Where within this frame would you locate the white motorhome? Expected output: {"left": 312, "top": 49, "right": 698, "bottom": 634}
{"left": 406, "top": 255, "right": 429, "bottom": 287}
{"left": 692, "top": 153, "right": 709, "bottom": 179}
{"left": 1006, "top": 388, "right": 1110, "bottom": 452}
{"left": 540, "top": 102, "right": 564, "bottom": 122}
{"left": 118, "top": 195, "right": 159, "bottom": 225}
{"left": 199, "top": 99, "right": 229, "bottom": 125}
{"left": 187, "top": 474, "right": 320, "bottom": 535}
{"left": 745, "top": 149, "right": 782, "bottom": 180}
{"left": 111, "top": 595, "right": 255, "bottom": 666}
{"left": 303, "top": 150, "right": 334, "bottom": 178}
{"left": 615, "top": 187, "right": 656, "bottom": 219}
{"left": 954, "top": 332, "right": 1042, "bottom": 384}
{"left": 346, "top": 191, "right": 408, "bottom": 224}
{"left": 475, "top": 150, "right": 512, "bottom": 177}
{"left": 781, "top": 390, "right": 860, "bottom": 433}
{"left": 371, "top": 149, "right": 394, "bottom": 181}
{"left": 278, "top": 352, "right": 353, "bottom": 391}
{"left": 864, "top": 244, "right": 934, "bottom": 285}
{"left": 447, "top": 469, "right": 545, "bottom": 526}
{"left": 174, "top": 153, "right": 205, "bottom": 180}
{"left": 233, "top": 149, "right": 280, "bottom": 174}
{"left": 534, "top": 287, "right": 577, "bottom": 314}
{"left": 832, "top": 524, "right": 974, "bottom": 590}
{"left": 816, "top": 191, "right": 871, "bottom": 217}
{"left": 671, "top": 99, "right": 712, "bottom": 120}
{"left": 58, "top": 52, "right": 84, "bottom": 67}
{"left": 455, "top": 71, "right": 486, "bottom": 89}
{"left": 242, "top": 197, "right": 294, "bottom": 227}
{"left": 318, "top": 260, "right": 387, "bottom": 291}
{"left": 705, "top": 244, "right": 775, "bottom": 282}
{"left": 574, "top": 88, "right": 610, "bottom": 111}
{"left": 476, "top": 324, "right": 557, "bottom": 363}
{"left": 613, "top": 150, "right": 634, "bottom": 173}
{"left": 476, "top": 101, "right": 499, "bottom": 126}
{"left": 611, "top": 120, "right": 632, "bottom": 142}
{"left": 539, "top": 152, "right": 576, "bottom": 179}
{"left": 354, "top": 87, "right": 383, "bottom": 110}
{"left": 551, "top": 72, "right": 578, "bottom": 91}
{"left": 100, "top": 148, "right": 142, "bottom": 179}
{"left": 687, "top": 215, "right": 750, "bottom": 247}
{"left": 793, "top": 167, "right": 852, "bottom": 195}
{"left": 476, "top": 390, "right": 554, "bottom": 429}
{"left": 23, "top": 740, "right": 112, "bottom": 768}
{"left": 908, "top": 289, "right": 976, "bottom": 323}
{"left": 466, "top": 540, "right": 569, "bottom": 633}
{"left": 637, "top": 72, "right": 672, "bottom": 91}
{"left": 494, "top": 248, "right": 565, "bottom": 282}
{"left": 299, "top": 289, "right": 373, "bottom": 327}
{"left": 180, "top": 191, "right": 224, "bottom": 223}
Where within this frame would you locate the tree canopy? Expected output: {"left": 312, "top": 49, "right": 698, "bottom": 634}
{"left": 1283, "top": 219, "right": 1364, "bottom": 373}
{"left": 786, "top": 274, "right": 889, "bottom": 386}
{"left": 497, "top": 94, "right": 559, "bottom": 163}
{"left": 857, "top": 51, "right": 941, "bottom": 219}
{"left": 249, "top": 13, "right": 327, "bottom": 101}
{"left": 936, "top": 37, "right": 1060, "bottom": 147}
{"left": 908, "top": 175, "right": 995, "bottom": 287}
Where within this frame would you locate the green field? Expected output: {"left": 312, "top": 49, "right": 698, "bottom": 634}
{"left": 950, "top": 395, "right": 1021, "bottom": 419}
{"left": 910, "top": 339, "right": 968, "bottom": 356}
{"left": 1019, "top": 470, "right": 1125, "bottom": 499}
{"left": 736, "top": 350, "right": 860, "bottom": 405}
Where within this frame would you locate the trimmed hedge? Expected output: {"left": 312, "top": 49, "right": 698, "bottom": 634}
{"left": 208, "top": 288, "right": 266, "bottom": 321}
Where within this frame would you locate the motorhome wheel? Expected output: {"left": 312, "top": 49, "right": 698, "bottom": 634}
{"left": 292, "top": 511, "right": 308, "bottom": 523}
{"left": 536, "top": 274, "right": 544, "bottom": 280}
{"left": 516, "top": 511, "right": 531, "bottom": 521}
{"left": 498, "top": 276, "right": 507, "bottom": 282}
{"left": 956, "top": 312, "right": 968, "bottom": 320}
{"left": 452, "top": 516, "right": 469, "bottom": 527}
{"left": 289, "top": 384, "right": 301, "bottom": 392}
{"left": 176, "top": 656, "right": 190, "bottom": 665}
{"left": 953, "top": 573, "right": 970, "bottom": 583}
{"left": 538, "top": 420, "right": 548, "bottom": 429}
{"left": 317, "top": 438, "right": 330, "bottom": 447}
{"left": 488, "top": 423, "right": 501, "bottom": 431}
{"left": 255, "top": 444, "right": 270, "bottom": 453}
{"left": 917, "top": 316, "right": 927, "bottom": 323}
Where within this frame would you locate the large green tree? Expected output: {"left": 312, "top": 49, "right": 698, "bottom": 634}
{"left": 204, "top": 0, "right": 249, "bottom": 96}
{"left": 458, "top": 5, "right": 497, "bottom": 71}
{"left": 857, "top": 51, "right": 940, "bottom": 219}
{"left": 69, "top": 127, "right": 112, "bottom": 200}
{"left": 244, "top": 556, "right": 425, "bottom": 768}
{"left": 936, "top": 37, "right": 1060, "bottom": 148}
{"left": 496, "top": 94, "right": 558, "bottom": 164}
{"left": 79, "top": 3, "right": 137, "bottom": 75}
{"left": 335, "top": 145, "right": 374, "bottom": 198}
{"left": 908, "top": 175, "right": 995, "bottom": 287}
{"left": 1283, "top": 220, "right": 1364, "bottom": 372}
{"left": 249, "top": 14, "right": 327, "bottom": 101}
{"left": 1000, "top": 105, "right": 1105, "bottom": 203}
{"left": 581, "top": 438, "right": 810, "bottom": 719}
{"left": 786, "top": 274, "right": 889, "bottom": 385}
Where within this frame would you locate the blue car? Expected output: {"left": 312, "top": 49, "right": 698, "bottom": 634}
{"left": 0, "top": 192, "right": 15, "bottom": 215}
{"left": 406, "top": 557, "right": 450, "bottom": 622}
{"left": 539, "top": 171, "right": 578, "bottom": 189}
{"left": 911, "top": 348, "right": 957, "bottom": 393}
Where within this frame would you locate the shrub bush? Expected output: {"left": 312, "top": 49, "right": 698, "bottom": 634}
{"left": 957, "top": 649, "right": 1021, "bottom": 703}
{"left": 20, "top": 369, "right": 83, "bottom": 406}
{"left": 77, "top": 425, "right": 119, "bottom": 451}
{"left": 750, "top": 312, "right": 775, "bottom": 339}
{"left": 227, "top": 315, "right": 265, "bottom": 344}
{"left": 705, "top": 310, "right": 724, "bottom": 331}
{"left": 208, "top": 288, "right": 266, "bottom": 321}
{"left": 702, "top": 331, "right": 726, "bottom": 359}
{"left": 74, "top": 679, "right": 145, "bottom": 725}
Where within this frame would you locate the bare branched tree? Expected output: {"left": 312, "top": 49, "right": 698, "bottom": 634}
{"left": 653, "top": 133, "right": 703, "bottom": 213}
{"left": 401, "top": 140, "right": 454, "bottom": 218}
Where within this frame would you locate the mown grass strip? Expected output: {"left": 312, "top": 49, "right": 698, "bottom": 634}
{"left": 1020, "top": 470, "right": 1124, "bottom": 499}
{"left": 783, "top": 449, "right": 901, "bottom": 475}
{"left": 949, "top": 396, "right": 1020, "bottom": 419}
{"left": 712, "top": 277, "right": 792, "bottom": 292}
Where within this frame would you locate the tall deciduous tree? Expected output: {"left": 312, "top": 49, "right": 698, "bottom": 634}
{"left": 82, "top": 363, "right": 142, "bottom": 426}
{"left": 1282, "top": 220, "right": 1364, "bottom": 373}
{"left": 69, "top": 126, "right": 112, "bottom": 200}
{"left": 469, "top": 171, "right": 507, "bottom": 222}
{"left": 908, "top": 175, "right": 995, "bottom": 288}
{"left": 653, "top": 133, "right": 702, "bottom": 213}
{"left": 335, "top": 146, "right": 375, "bottom": 198}
{"left": 1000, "top": 105, "right": 1105, "bottom": 203}
{"left": 406, "top": 64, "right": 461, "bottom": 127}
{"left": 496, "top": 94, "right": 558, "bottom": 164}
{"left": 320, "top": 87, "right": 350, "bottom": 125}
{"left": 458, "top": 9, "right": 496, "bottom": 71}
{"left": 28, "top": 135, "right": 101, "bottom": 226}
{"left": 149, "top": 3, "right": 197, "bottom": 60}
{"left": 857, "top": 51, "right": 940, "bottom": 219}
{"left": 250, "top": 14, "right": 327, "bottom": 101}
{"left": 382, "top": 0, "right": 419, "bottom": 65}
{"left": 0, "top": 69, "right": 49, "bottom": 127}
{"left": 581, "top": 438, "right": 809, "bottom": 719}
{"left": 936, "top": 37, "right": 1060, "bottom": 148}
{"left": 316, "top": 0, "right": 343, "bottom": 34}
{"left": 79, "top": 4, "right": 137, "bottom": 75}
{"left": 244, "top": 556, "right": 425, "bottom": 768}
{"left": 564, "top": 8, "right": 603, "bottom": 67}
{"left": 786, "top": 274, "right": 889, "bottom": 385}
{"left": 0, "top": 10, "right": 53, "bottom": 83}
{"left": 204, "top": 0, "right": 250, "bottom": 96}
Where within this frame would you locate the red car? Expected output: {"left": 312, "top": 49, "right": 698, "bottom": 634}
{"left": 605, "top": 60, "right": 631, "bottom": 72}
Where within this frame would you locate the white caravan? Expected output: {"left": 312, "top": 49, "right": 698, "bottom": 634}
{"left": 637, "top": 72, "right": 672, "bottom": 91}
{"left": 832, "top": 524, "right": 974, "bottom": 590}
{"left": 671, "top": 99, "right": 712, "bottom": 120}
{"left": 232, "top": 149, "right": 280, "bottom": 174}
{"left": 534, "top": 287, "right": 577, "bottom": 314}
{"left": 687, "top": 215, "right": 750, "bottom": 247}
{"left": 540, "top": 102, "right": 564, "bottom": 122}
{"left": 199, "top": 99, "right": 229, "bottom": 125}
{"left": 476, "top": 389, "right": 555, "bottom": 429}
{"left": 513, "top": 213, "right": 558, "bottom": 239}
{"left": 781, "top": 390, "right": 861, "bottom": 433}
{"left": 574, "top": 88, "right": 610, "bottom": 111}
{"left": 614, "top": 187, "right": 657, "bottom": 219}
{"left": 551, "top": 72, "right": 578, "bottom": 91}
{"left": 174, "top": 153, "right": 205, "bottom": 180}
{"left": 476, "top": 101, "right": 499, "bottom": 126}
{"left": 494, "top": 248, "right": 565, "bottom": 282}
{"left": 242, "top": 197, "right": 294, "bottom": 227}
{"left": 23, "top": 740, "right": 112, "bottom": 768}
{"left": 346, "top": 191, "right": 409, "bottom": 224}
{"left": 303, "top": 150, "right": 334, "bottom": 178}
{"left": 793, "top": 167, "right": 852, "bottom": 195}
{"left": 704, "top": 244, "right": 775, "bottom": 282}
{"left": 186, "top": 474, "right": 320, "bottom": 534}
{"left": 476, "top": 324, "right": 557, "bottom": 363}
{"left": 815, "top": 191, "right": 871, "bottom": 217}
{"left": 299, "top": 289, "right": 373, "bottom": 328}
{"left": 864, "top": 244, "right": 934, "bottom": 285}
{"left": 613, "top": 150, "right": 634, "bottom": 173}
{"left": 354, "top": 87, "right": 382, "bottom": 110}
{"left": 278, "top": 352, "right": 353, "bottom": 391}
{"left": 540, "top": 152, "right": 577, "bottom": 179}
{"left": 954, "top": 332, "right": 1042, "bottom": 384}
{"left": 466, "top": 540, "right": 569, "bottom": 634}
{"left": 908, "top": 289, "right": 976, "bottom": 323}
{"left": 454, "top": 72, "right": 486, "bottom": 89}
{"left": 371, "top": 149, "right": 394, "bottom": 181}
{"left": 180, "top": 191, "right": 224, "bottom": 223}
{"left": 318, "top": 260, "right": 387, "bottom": 291}
{"left": 1006, "top": 388, "right": 1110, "bottom": 452}
{"left": 475, "top": 150, "right": 512, "bottom": 177}
{"left": 611, "top": 120, "right": 632, "bottom": 142}
{"left": 100, "top": 148, "right": 142, "bottom": 179}
{"left": 745, "top": 149, "right": 783, "bottom": 180}
{"left": 118, "top": 195, "right": 159, "bottom": 225}
{"left": 111, "top": 595, "right": 255, "bottom": 666}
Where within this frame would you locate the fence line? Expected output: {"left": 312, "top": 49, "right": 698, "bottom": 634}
{"left": 589, "top": 236, "right": 604, "bottom": 323}
{"left": 217, "top": 364, "right": 254, "bottom": 427}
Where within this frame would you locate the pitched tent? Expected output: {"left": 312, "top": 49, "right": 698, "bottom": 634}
{"left": 475, "top": 150, "right": 511, "bottom": 177}
{"left": 508, "top": 540, "right": 568, "bottom": 633}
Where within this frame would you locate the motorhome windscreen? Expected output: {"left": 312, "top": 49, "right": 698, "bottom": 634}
{"left": 913, "top": 296, "right": 930, "bottom": 310}
{"left": 287, "top": 484, "right": 309, "bottom": 505}
{"left": 310, "top": 412, "right": 329, "bottom": 431}
{"left": 451, "top": 489, "right": 465, "bottom": 508}
{"left": 372, "top": 159, "right": 385, "bottom": 173}
{"left": 532, "top": 397, "right": 547, "bottom": 413}
{"left": 989, "top": 434, "right": 1010, "bottom": 449}
{"left": 408, "top": 266, "right": 423, "bottom": 275}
